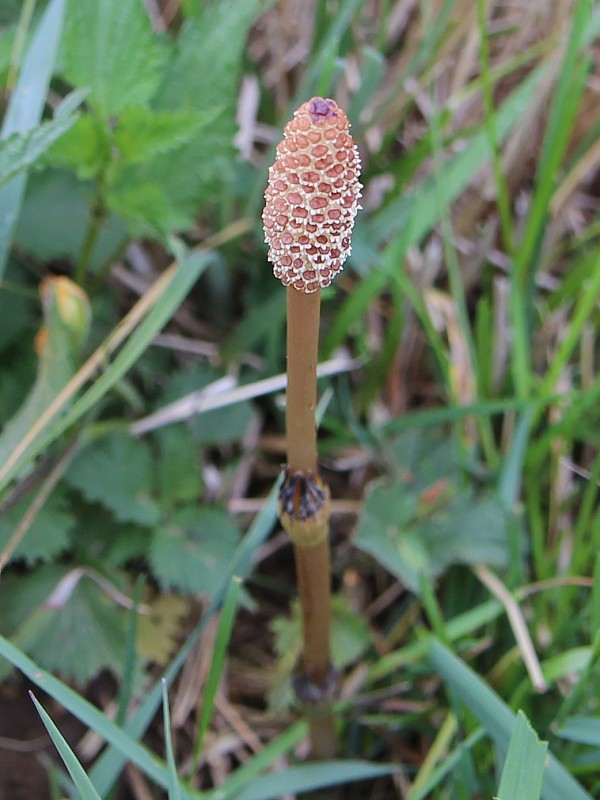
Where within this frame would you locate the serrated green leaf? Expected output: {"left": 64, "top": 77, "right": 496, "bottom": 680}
{"left": 113, "top": 106, "right": 217, "bottom": 166}
{"left": 63, "top": 0, "right": 167, "bottom": 117}
{"left": 496, "top": 712, "right": 547, "bottom": 800}
{"left": 45, "top": 114, "right": 109, "bottom": 179}
{"left": 150, "top": 506, "right": 241, "bottom": 596}
{"left": 65, "top": 432, "right": 160, "bottom": 526}
{"left": 25, "top": 576, "right": 127, "bottom": 683}
{"left": 107, "top": 177, "right": 189, "bottom": 236}
{"left": 155, "top": 0, "right": 260, "bottom": 114}
{"left": 354, "top": 429, "right": 516, "bottom": 592}
{"left": 119, "top": 0, "right": 264, "bottom": 225}
{"left": 0, "top": 489, "right": 73, "bottom": 565}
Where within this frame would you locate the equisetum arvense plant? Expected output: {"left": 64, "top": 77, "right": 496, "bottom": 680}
{"left": 263, "top": 97, "right": 361, "bottom": 757}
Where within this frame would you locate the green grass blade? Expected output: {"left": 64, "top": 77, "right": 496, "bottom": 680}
{"left": 0, "top": 0, "right": 66, "bottom": 278}
{"left": 0, "top": 637, "right": 197, "bottom": 798}
{"left": 406, "top": 728, "right": 485, "bottom": 800}
{"left": 429, "top": 640, "right": 593, "bottom": 800}
{"left": 510, "top": 0, "right": 590, "bottom": 396}
{"left": 161, "top": 680, "right": 182, "bottom": 800}
{"left": 207, "top": 721, "right": 307, "bottom": 800}
{"left": 228, "top": 761, "right": 399, "bottom": 800}
{"left": 195, "top": 576, "right": 242, "bottom": 761}
{"left": 369, "top": 599, "right": 503, "bottom": 682}
{"left": 29, "top": 692, "right": 103, "bottom": 800}
{"left": 556, "top": 716, "right": 600, "bottom": 747}
{"left": 496, "top": 711, "right": 547, "bottom": 800}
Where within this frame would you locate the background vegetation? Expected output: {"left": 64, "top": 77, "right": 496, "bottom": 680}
{"left": 0, "top": 0, "right": 599, "bottom": 798}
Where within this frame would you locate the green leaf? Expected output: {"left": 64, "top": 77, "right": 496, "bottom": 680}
{"left": 107, "top": 178, "right": 189, "bottom": 235}
{"left": 113, "top": 106, "right": 217, "bottom": 166}
{"left": 15, "top": 574, "right": 127, "bottom": 684}
{"left": 196, "top": 577, "right": 242, "bottom": 757}
{"left": 62, "top": 0, "right": 167, "bottom": 117}
{"left": 496, "top": 711, "right": 547, "bottom": 800}
{"left": 150, "top": 506, "right": 241, "bottom": 596}
{"left": 0, "top": 0, "right": 67, "bottom": 279}
{"left": 65, "top": 432, "right": 160, "bottom": 526}
{"left": 0, "top": 264, "right": 33, "bottom": 353}
{"left": 30, "top": 693, "right": 103, "bottom": 800}
{"left": 354, "top": 429, "right": 515, "bottom": 592}
{"left": 0, "top": 489, "right": 73, "bottom": 565}
{"left": 118, "top": 0, "right": 264, "bottom": 227}
{"left": 45, "top": 114, "right": 109, "bottom": 179}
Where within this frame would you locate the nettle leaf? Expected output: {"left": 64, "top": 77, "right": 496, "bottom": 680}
{"left": 45, "top": 115, "right": 109, "bottom": 180}
{"left": 67, "top": 503, "right": 151, "bottom": 566}
{"left": 0, "top": 566, "right": 128, "bottom": 683}
{"left": 113, "top": 106, "right": 217, "bottom": 166}
{"left": 106, "top": 179, "right": 190, "bottom": 236}
{"left": 149, "top": 506, "right": 241, "bottom": 596}
{"left": 354, "top": 429, "right": 517, "bottom": 593}
{"left": 62, "top": 0, "right": 167, "bottom": 118}
{"left": 154, "top": 0, "right": 262, "bottom": 116}
{"left": 28, "top": 575, "right": 128, "bottom": 683}
{"left": 65, "top": 432, "right": 160, "bottom": 526}
{"left": 0, "top": 489, "right": 74, "bottom": 565}
{"left": 109, "top": 0, "right": 264, "bottom": 232}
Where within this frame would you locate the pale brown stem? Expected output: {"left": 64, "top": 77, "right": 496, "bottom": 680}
{"left": 294, "top": 538, "right": 331, "bottom": 684}
{"left": 285, "top": 285, "right": 336, "bottom": 759}
{"left": 286, "top": 287, "right": 320, "bottom": 473}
